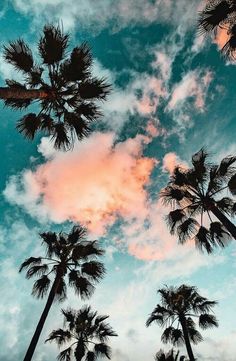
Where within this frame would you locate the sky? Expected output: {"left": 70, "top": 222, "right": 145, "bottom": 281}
{"left": 0, "top": 0, "right": 236, "bottom": 360}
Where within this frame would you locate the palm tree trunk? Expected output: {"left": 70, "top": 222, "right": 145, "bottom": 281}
{"left": 210, "top": 203, "right": 236, "bottom": 240}
{"left": 179, "top": 316, "right": 195, "bottom": 361}
{"left": 23, "top": 276, "right": 61, "bottom": 361}
{"left": 0, "top": 87, "right": 48, "bottom": 99}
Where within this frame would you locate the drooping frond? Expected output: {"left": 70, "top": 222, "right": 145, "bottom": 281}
{"left": 71, "top": 241, "right": 105, "bottom": 262}
{"left": 166, "top": 209, "right": 186, "bottom": 235}
{"left": 217, "top": 155, "right": 236, "bottom": 178}
{"left": 46, "top": 329, "right": 72, "bottom": 346}
{"left": 81, "top": 261, "right": 106, "bottom": 282}
{"left": 194, "top": 226, "right": 213, "bottom": 254}
{"left": 161, "top": 327, "right": 175, "bottom": 344}
{"left": 187, "top": 327, "right": 203, "bottom": 345}
{"left": 198, "top": 313, "right": 219, "bottom": 330}
{"left": 86, "top": 351, "right": 96, "bottom": 361}
{"left": 177, "top": 218, "right": 199, "bottom": 244}
{"left": 160, "top": 186, "right": 186, "bottom": 206}
{"left": 209, "top": 221, "right": 231, "bottom": 247}
{"left": 38, "top": 24, "right": 69, "bottom": 65}
{"left": 51, "top": 123, "right": 71, "bottom": 150}
{"left": 64, "top": 111, "right": 91, "bottom": 140}
{"left": 94, "top": 343, "right": 112, "bottom": 359}
{"left": 57, "top": 346, "right": 72, "bottom": 361}
{"left": 25, "top": 264, "right": 49, "bottom": 279}
{"left": 198, "top": 1, "right": 231, "bottom": 34}
{"left": 171, "top": 328, "right": 185, "bottom": 346}
{"left": 146, "top": 304, "right": 172, "bottom": 327}
{"left": 32, "top": 275, "right": 51, "bottom": 298}
{"left": 68, "top": 271, "right": 95, "bottom": 300}
{"left": 16, "top": 113, "right": 41, "bottom": 139}
{"left": 55, "top": 278, "right": 67, "bottom": 302}
{"left": 67, "top": 225, "right": 87, "bottom": 245}
{"left": 19, "top": 257, "right": 42, "bottom": 272}
{"left": 77, "top": 102, "right": 101, "bottom": 121}
{"left": 3, "top": 39, "right": 34, "bottom": 72}
{"left": 216, "top": 197, "right": 234, "bottom": 215}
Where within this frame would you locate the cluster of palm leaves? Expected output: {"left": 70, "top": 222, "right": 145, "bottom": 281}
{"left": 161, "top": 148, "right": 236, "bottom": 253}
{"left": 155, "top": 349, "right": 185, "bottom": 361}
{"left": 1, "top": 25, "right": 110, "bottom": 150}
{"left": 19, "top": 226, "right": 117, "bottom": 361}
{"left": 46, "top": 306, "right": 117, "bottom": 361}
{"left": 198, "top": 0, "right": 236, "bottom": 60}
{"left": 147, "top": 285, "right": 218, "bottom": 361}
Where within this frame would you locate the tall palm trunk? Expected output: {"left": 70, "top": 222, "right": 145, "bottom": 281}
{"left": 0, "top": 87, "right": 48, "bottom": 99}
{"left": 210, "top": 203, "right": 236, "bottom": 240}
{"left": 23, "top": 275, "right": 61, "bottom": 361}
{"left": 179, "top": 315, "right": 195, "bottom": 361}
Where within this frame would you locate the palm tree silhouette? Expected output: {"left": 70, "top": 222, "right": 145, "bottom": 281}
{"left": 19, "top": 225, "right": 106, "bottom": 361}
{"left": 0, "top": 24, "right": 110, "bottom": 150}
{"left": 161, "top": 148, "right": 236, "bottom": 253}
{"left": 155, "top": 349, "right": 185, "bottom": 361}
{"left": 146, "top": 285, "right": 218, "bottom": 361}
{"left": 46, "top": 306, "right": 117, "bottom": 361}
{"left": 198, "top": 0, "right": 236, "bottom": 60}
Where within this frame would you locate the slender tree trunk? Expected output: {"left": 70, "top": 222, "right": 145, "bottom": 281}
{"left": 210, "top": 203, "right": 236, "bottom": 240}
{"left": 0, "top": 87, "right": 48, "bottom": 99}
{"left": 23, "top": 276, "right": 61, "bottom": 361}
{"left": 179, "top": 316, "right": 195, "bottom": 361}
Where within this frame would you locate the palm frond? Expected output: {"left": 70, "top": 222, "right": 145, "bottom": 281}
{"left": 19, "top": 257, "right": 42, "bottom": 272}
{"left": 161, "top": 326, "right": 175, "bottom": 344}
{"left": 57, "top": 346, "right": 72, "bottom": 361}
{"left": 191, "top": 148, "right": 209, "bottom": 183}
{"left": 228, "top": 173, "right": 236, "bottom": 195}
{"left": 61, "top": 308, "right": 77, "bottom": 330}
{"left": 216, "top": 197, "right": 234, "bottom": 215}
{"left": 79, "top": 78, "right": 111, "bottom": 101}
{"left": 26, "top": 264, "right": 49, "bottom": 279}
{"left": 166, "top": 209, "right": 186, "bottom": 235}
{"left": 86, "top": 351, "right": 96, "bottom": 361}
{"left": 198, "top": 1, "right": 231, "bottom": 34}
{"left": 187, "top": 327, "right": 203, "bottom": 345}
{"left": 39, "top": 113, "right": 55, "bottom": 134}
{"left": 177, "top": 218, "right": 199, "bottom": 244}
{"left": 94, "top": 343, "right": 112, "bottom": 359}
{"left": 210, "top": 221, "right": 231, "bottom": 248}
{"left": 194, "top": 226, "right": 214, "bottom": 253}
{"left": 46, "top": 329, "right": 72, "bottom": 346}
{"left": 32, "top": 275, "right": 51, "bottom": 299}
{"left": 51, "top": 123, "right": 71, "bottom": 150}
{"left": 55, "top": 278, "right": 67, "bottom": 302}
{"left": 61, "top": 43, "right": 92, "bottom": 81}
{"left": 38, "top": 24, "right": 69, "bottom": 65}
{"left": 64, "top": 111, "right": 91, "bottom": 140}
{"left": 77, "top": 102, "right": 101, "bottom": 121}
{"left": 67, "top": 225, "right": 87, "bottom": 245}
{"left": 16, "top": 113, "right": 41, "bottom": 139}
{"left": 26, "top": 66, "right": 44, "bottom": 87}
{"left": 81, "top": 261, "right": 106, "bottom": 282}
{"left": 4, "top": 98, "right": 32, "bottom": 109}
{"left": 160, "top": 186, "right": 186, "bottom": 206}
{"left": 217, "top": 155, "right": 236, "bottom": 178}
{"left": 3, "top": 39, "right": 34, "bottom": 72}
{"left": 198, "top": 313, "right": 219, "bottom": 329}
{"left": 39, "top": 231, "right": 58, "bottom": 257}
{"left": 68, "top": 271, "right": 95, "bottom": 300}
{"left": 71, "top": 241, "right": 105, "bottom": 262}
{"left": 171, "top": 328, "right": 184, "bottom": 346}
{"left": 169, "top": 167, "right": 189, "bottom": 187}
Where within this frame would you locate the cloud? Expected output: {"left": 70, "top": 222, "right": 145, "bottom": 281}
{"left": 162, "top": 152, "right": 188, "bottom": 174}
{"left": 11, "top": 0, "right": 200, "bottom": 32}
{"left": 4, "top": 132, "right": 157, "bottom": 235}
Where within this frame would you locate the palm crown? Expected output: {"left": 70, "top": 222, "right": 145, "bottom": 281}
{"left": 46, "top": 306, "right": 117, "bottom": 361}
{"left": 198, "top": 0, "right": 236, "bottom": 60}
{"left": 2, "top": 24, "right": 110, "bottom": 150}
{"left": 161, "top": 148, "right": 236, "bottom": 253}
{"left": 20, "top": 226, "right": 106, "bottom": 301}
{"left": 146, "top": 285, "right": 218, "bottom": 361}
{"left": 155, "top": 349, "right": 185, "bottom": 361}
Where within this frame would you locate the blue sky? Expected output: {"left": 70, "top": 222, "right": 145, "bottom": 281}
{"left": 1, "top": 1, "right": 236, "bottom": 360}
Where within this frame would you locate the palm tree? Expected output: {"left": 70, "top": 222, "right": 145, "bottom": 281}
{"left": 146, "top": 285, "right": 218, "bottom": 361}
{"left": 160, "top": 148, "right": 236, "bottom": 253}
{"left": 198, "top": 0, "right": 236, "bottom": 60}
{"left": 155, "top": 349, "right": 185, "bottom": 361}
{"left": 46, "top": 306, "right": 117, "bottom": 361}
{"left": 19, "top": 225, "right": 106, "bottom": 361}
{"left": 0, "top": 24, "right": 110, "bottom": 150}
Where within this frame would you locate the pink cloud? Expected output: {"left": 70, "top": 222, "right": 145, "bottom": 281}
{"left": 162, "top": 152, "right": 188, "bottom": 174}
{"left": 168, "top": 70, "right": 213, "bottom": 112}
{"left": 4, "top": 132, "right": 157, "bottom": 235}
